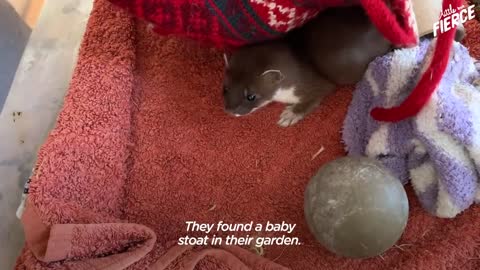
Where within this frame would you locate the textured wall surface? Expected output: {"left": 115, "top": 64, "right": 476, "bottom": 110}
{"left": 0, "top": 0, "right": 30, "bottom": 110}
{"left": 0, "top": 1, "right": 93, "bottom": 268}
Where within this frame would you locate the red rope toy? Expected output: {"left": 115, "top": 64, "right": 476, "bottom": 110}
{"left": 367, "top": 0, "right": 461, "bottom": 122}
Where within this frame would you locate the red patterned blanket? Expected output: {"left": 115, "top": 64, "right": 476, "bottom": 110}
{"left": 106, "top": 0, "right": 417, "bottom": 49}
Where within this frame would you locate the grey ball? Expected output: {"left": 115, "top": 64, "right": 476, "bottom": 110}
{"left": 304, "top": 157, "right": 409, "bottom": 258}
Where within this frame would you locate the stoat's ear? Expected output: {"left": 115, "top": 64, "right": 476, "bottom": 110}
{"left": 223, "top": 53, "right": 229, "bottom": 67}
{"left": 260, "top": 69, "right": 285, "bottom": 84}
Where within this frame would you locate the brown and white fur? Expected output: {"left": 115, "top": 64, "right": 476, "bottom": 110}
{"left": 223, "top": 40, "right": 335, "bottom": 127}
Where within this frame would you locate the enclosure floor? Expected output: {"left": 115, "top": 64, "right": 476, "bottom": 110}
{"left": 0, "top": 1, "right": 93, "bottom": 268}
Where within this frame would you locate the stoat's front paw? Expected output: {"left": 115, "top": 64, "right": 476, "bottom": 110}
{"left": 278, "top": 106, "right": 304, "bottom": 127}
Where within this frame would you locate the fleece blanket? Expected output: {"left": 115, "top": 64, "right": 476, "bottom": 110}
{"left": 343, "top": 39, "right": 480, "bottom": 219}
{"left": 14, "top": 1, "right": 480, "bottom": 270}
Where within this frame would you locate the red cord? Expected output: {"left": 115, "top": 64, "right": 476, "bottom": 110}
{"left": 360, "top": 0, "right": 418, "bottom": 47}
{"left": 369, "top": 0, "right": 461, "bottom": 122}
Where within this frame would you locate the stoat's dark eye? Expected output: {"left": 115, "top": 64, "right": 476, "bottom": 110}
{"left": 223, "top": 86, "right": 228, "bottom": 94}
{"left": 246, "top": 94, "right": 256, "bottom": 101}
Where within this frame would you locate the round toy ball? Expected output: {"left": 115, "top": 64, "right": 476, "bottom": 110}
{"left": 304, "top": 156, "right": 408, "bottom": 258}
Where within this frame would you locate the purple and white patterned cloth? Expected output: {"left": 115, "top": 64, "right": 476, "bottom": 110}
{"left": 342, "top": 39, "right": 480, "bottom": 218}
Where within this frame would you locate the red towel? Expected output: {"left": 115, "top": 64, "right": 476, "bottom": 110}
{"left": 15, "top": 0, "right": 480, "bottom": 269}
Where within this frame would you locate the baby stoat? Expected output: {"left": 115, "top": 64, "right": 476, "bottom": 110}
{"left": 223, "top": 40, "right": 336, "bottom": 127}
{"left": 222, "top": 6, "right": 392, "bottom": 127}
